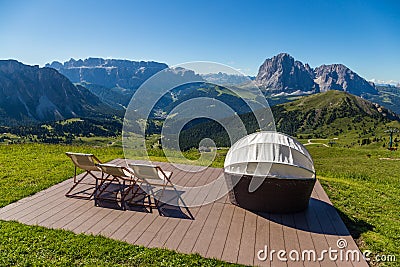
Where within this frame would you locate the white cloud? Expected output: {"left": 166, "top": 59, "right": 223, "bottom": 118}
{"left": 369, "top": 78, "right": 399, "bottom": 86}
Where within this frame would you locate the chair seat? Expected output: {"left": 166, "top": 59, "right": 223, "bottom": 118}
{"left": 65, "top": 152, "right": 103, "bottom": 199}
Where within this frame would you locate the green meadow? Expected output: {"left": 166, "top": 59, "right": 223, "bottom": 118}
{"left": 0, "top": 143, "right": 398, "bottom": 266}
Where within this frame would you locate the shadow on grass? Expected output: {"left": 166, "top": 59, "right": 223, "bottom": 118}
{"left": 335, "top": 208, "right": 374, "bottom": 239}
{"left": 253, "top": 198, "right": 374, "bottom": 236}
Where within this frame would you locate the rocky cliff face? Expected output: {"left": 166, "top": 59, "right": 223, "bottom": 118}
{"left": 256, "top": 53, "right": 318, "bottom": 93}
{"left": 46, "top": 58, "right": 169, "bottom": 90}
{"left": 314, "top": 64, "right": 377, "bottom": 94}
{"left": 46, "top": 58, "right": 203, "bottom": 109}
{"left": 256, "top": 53, "right": 378, "bottom": 96}
{"left": 0, "top": 60, "right": 111, "bottom": 125}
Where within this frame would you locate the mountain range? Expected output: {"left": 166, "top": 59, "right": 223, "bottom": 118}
{"left": 1, "top": 53, "right": 399, "bottom": 126}
{"left": 46, "top": 58, "right": 203, "bottom": 109}
{"left": 0, "top": 60, "right": 113, "bottom": 125}
{"left": 256, "top": 53, "right": 377, "bottom": 96}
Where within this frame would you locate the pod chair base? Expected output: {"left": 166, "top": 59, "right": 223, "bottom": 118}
{"left": 225, "top": 173, "right": 316, "bottom": 213}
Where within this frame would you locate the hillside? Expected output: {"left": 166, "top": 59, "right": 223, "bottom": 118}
{"left": 363, "top": 84, "right": 400, "bottom": 114}
{"left": 272, "top": 90, "right": 399, "bottom": 138}
{"left": 179, "top": 90, "right": 400, "bottom": 150}
{"left": 0, "top": 60, "right": 115, "bottom": 125}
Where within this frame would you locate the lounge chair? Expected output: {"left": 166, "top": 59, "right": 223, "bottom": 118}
{"left": 95, "top": 163, "right": 135, "bottom": 209}
{"left": 65, "top": 152, "right": 102, "bottom": 199}
{"left": 127, "top": 164, "right": 178, "bottom": 212}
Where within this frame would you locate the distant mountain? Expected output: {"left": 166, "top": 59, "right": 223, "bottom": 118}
{"left": 178, "top": 90, "right": 399, "bottom": 149}
{"left": 256, "top": 53, "right": 317, "bottom": 94}
{"left": 256, "top": 53, "right": 378, "bottom": 96}
{"left": 363, "top": 85, "right": 400, "bottom": 115}
{"left": 46, "top": 58, "right": 204, "bottom": 109}
{"left": 314, "top": 64, "right": 377, "bottom": 95}
{"left": 201, "top": 72, "right": 255, "bottom": 85}
{"left": 0, "top": 60, "right": 113, "bottom": 126}
{"left": 46, "top": 58, "right": 168, "bottom": 90}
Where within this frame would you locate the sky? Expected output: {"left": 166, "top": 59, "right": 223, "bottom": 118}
{"left": 0, "top": 0, "right": 399, "bottom": 82}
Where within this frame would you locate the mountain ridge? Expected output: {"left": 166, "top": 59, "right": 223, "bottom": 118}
{"left": 0, "top": 60, "right": 115, "bottom": 125}
{"left": 178, "top": 90, "right": 400, "bottom": 150}
{"left": 256, "top": 53, "right": 378, "bottom": 96}
{"left": 47, "top": 58, "right": 204, "bottom": 109}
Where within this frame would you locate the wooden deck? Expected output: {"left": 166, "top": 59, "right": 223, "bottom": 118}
{"left": 0, "top": 159, "right": 368, "bottom": 266}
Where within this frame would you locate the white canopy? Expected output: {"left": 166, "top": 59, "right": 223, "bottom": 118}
{"left": 224, "top": 131, "right": 315, "bottom": 179}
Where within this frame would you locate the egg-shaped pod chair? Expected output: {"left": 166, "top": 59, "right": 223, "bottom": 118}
{"left": 224, "top": 131, "right": 316, "bottom": 213}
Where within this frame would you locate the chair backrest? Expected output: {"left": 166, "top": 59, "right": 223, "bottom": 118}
{"left": 66, "top": 152, "right": 100, "bottom": 172}
{"left": 98, "top": 163, "right": 133, "bottom": 178}
{"left": 129, "top": 164, "right": 163, "bottom": 181}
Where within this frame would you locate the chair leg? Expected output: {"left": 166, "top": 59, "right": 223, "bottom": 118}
{"left": 65, "top": 171, "right": 92, "bottom": 199}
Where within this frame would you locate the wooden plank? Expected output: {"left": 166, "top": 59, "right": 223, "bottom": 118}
{"left": 191, "top": 202, "right": 225, "bottom": 255}
{"left": 0, "top": 181, "right": 72, "bottom": 220}
{"left": 25, "top": 199, "right": 82, "bottom": 225}
{"left": 206, "top": 203, "right": 235, "bottom": 260}
{"left": 176, "top": 203, "right": 214, "bottom": 254}
{"left": 73, "top": 207, "right": 114, "bottom": 234}
{"left": 160, "top": 168, "right": 208, "bottom": 250}
{"left": 109, "top": 211, "right": 148, "bottom": 240}
{"left": 134, "top": 214, "right": 171, "bottom": 247}
{"left": 135, "top": 163, "right": 199, "bottom": 248}
{"left": 293, "top": 212, "right": 321, "bottom": 267}
{"left": 313, "top": 185, "right": 367, "bottom": 267}
{"left": 97, "top": 210, "right": 139, "bottom": 238}
{"left": 43, "top": 200, "right": 91, "bottom": 229}
{"left": 268, "top": 213, "right": 287, "bottom": 267}
{"left": 163, "top": 207, "right": 201, "bottom": 250}
{"left": 0, "top": 178, "right": 71, "bottom": 215}
{"left": 253, "top": 213, "right": 271, "bottom": 267}
{"left": 306, "top": 200, "right": 337, "bottom": 267}
{"left": 146, "top": 217, "right": 181, "bottom": 248}
{"left": 221, "top": 206, "right": 245, "bottom": 263}
{"left": 237, "top": 209, "right": 258, "bottom": 266}
{"left": 122, "top": 213, "right": 159, "bottom": 244}
{"left": 87, "top": 209, "right": 126, "bottom": 235}
{"left": 163, "top": 165, "right": 221, "bottom": 250}
{"left": 281, "top": 214, "right": 304, "bottom": 267}
{"left": 52, "top": 201, "right": 95, "bottom": 229}
{"left": 202, "top": 169, "right": 226, "bottom": 205}
{"left": 147, "top": 166, "right": 199, "bottom": 250}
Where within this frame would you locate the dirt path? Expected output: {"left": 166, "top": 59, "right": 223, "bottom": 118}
{"left": 303, "top": 139, "right": 329, "bottom": 147}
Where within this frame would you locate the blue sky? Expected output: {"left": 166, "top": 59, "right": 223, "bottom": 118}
{"left": 0, "top": 0, "right": 399, "bottom": 82}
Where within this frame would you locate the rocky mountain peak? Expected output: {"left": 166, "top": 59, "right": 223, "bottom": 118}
{"left": 255, "top": 53, "right": 317, "bottom": 93}
{"left": 256, "top": 53, "right": 378, "bottom": 96}
{"left": 314, "top": 64, "right": 377, "bottom": 94}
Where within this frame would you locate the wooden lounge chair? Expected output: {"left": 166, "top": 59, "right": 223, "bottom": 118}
{"left": 95, "top": 163, "right": 135, "bottom": 209}
{"left": 127, "top": 164, "right": 177, "bottom": 212}
{"left": 65, "top": 152, "right": 102, "bottom": 199}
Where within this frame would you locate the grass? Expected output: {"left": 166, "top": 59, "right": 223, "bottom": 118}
{"left": 307, "top": 146, "right": 400, "bottom": 266}
{"left": 0, "top": 143, "right": 399, "bottom": 266}
{"left": 0, "top": 144, "right": 123, "bottom": 207}
{"left": 0, "top": 221, "right": 232, "bottom": 266}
